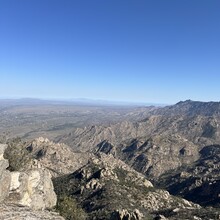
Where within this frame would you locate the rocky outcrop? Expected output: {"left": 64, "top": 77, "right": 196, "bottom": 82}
{"left": 25, "top": 137, "right": 91, "bottom": 177}
{"left": 140, "top": 189, "right": 200, "bottom": 211}
{"left": 0, "top": 144, "right": 11, "bottom": 202}
{"left": 0, "top": 143, "right": 62, "bottom": 219}
{"left": 7, "top": 169, "right": 57, "bottom": 210}
{"left": 111, "top": 209, "right": 144, "bottom": 220}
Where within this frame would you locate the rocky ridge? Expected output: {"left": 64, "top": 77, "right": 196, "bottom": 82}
{"left": 4, "top": 137, "right": 91, "bottom": 177}
{"left": 153, "top": 100, "right": 220, "bottom": 117}
{"left": 25, "top": 137, "right": 91, "bottom": 177}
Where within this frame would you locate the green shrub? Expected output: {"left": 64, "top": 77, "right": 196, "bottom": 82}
{"left": 56, "top": 196, "right": 87, "bottom": 220}
{"left": 4, "top": 137, "right": 31, "bottom": 171}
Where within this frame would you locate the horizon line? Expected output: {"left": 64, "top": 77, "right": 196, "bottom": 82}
{"left": 0, "top": 96, "right": 169, "bottom": 106}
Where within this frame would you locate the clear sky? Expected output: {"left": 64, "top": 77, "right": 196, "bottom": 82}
{"left": 0, "top": 0, "right": 220, "bottom": 104}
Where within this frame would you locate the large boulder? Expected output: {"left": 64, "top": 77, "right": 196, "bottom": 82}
{"left": 0, "top": 144, "right": 11, "bottom": 202}
{"left": 0, "top": 142, "right": 57, "bottom": 210}
{"left": 0, "top": 142, "right": 63, "bottom": 219}
{"left": 7, "top": 168, "right": 57, "bottom": 210}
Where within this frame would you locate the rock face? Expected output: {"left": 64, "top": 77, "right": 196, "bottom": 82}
{"left": 7, "top": 169, "right": 57, "bottom": 210}
{"left": 0, "top": 144, "right": 11, "bottom": 202}
{"left": 0, "top": 143, "right": 62, "bottom": 219}
{"left": 25, "top": 137, "right": 91, "bottom": 177}
{"left": 158, "top": 144, "right": 220, "bottom": 207}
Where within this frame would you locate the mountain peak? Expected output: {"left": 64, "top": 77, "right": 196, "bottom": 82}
{"left": 176, "top": 99, "right": 194, "bottom": 105}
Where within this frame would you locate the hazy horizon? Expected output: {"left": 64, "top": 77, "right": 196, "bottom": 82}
{"left": 0, "top": 96, "right": 169, "bottom": 106}
{"left": 1, "top": 1, "right": 220, "bottom": 103}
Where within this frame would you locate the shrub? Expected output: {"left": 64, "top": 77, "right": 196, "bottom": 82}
{"left": 56, "top": 196, "right": 87, "bottom": 220}
{"left": 4, "top": 137, "right": 31, "bottom": 171}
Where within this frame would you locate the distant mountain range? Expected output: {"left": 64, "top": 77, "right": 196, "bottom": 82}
{"left": 0, "top": 97, "right": 167, "bottom": 107}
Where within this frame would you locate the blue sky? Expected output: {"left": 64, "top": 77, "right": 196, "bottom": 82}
{"left": 0, "top": 0, "right": 220, "bottom": 104}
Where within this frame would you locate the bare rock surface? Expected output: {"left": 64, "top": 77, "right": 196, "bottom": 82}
{"left": 0, "top": 144, "right": 11, "bottom": 202}
{"left": 0, "top": 203, "right": 64, "bottom": 220}
{"left": 25, "top": 137, "right": 91, "bottom": 177}
{"left": 7, "top": 169, "right": 57, "bottom": 210}
{"left": 0, "top": 143, "right": 63, "bottom": 219}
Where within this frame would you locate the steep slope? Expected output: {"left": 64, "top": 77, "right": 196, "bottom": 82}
{"left": 157, "top": 144, "right": 220, "bottom": 207}
{"left": 53, "top": 153, "right": 203, "bottom": 220}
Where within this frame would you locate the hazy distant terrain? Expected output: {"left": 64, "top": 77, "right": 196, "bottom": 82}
{"left": 0, "top": 99, "right": 157, "bottom": 140}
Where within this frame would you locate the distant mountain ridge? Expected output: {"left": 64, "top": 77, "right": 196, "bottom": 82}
{"left": 0, "top": 97, "right": 166, "bottom": 107}
{"left": 153, "top": 99, "right": 220, "bottom": 116}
